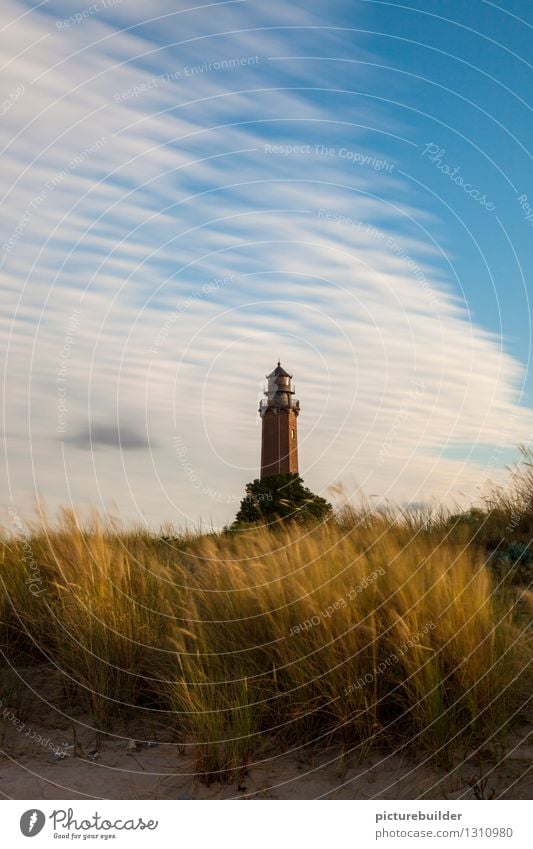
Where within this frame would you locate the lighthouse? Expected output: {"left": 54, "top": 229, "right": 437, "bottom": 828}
{"left": 259, "top": 362, "right": 300, "bottom": 478}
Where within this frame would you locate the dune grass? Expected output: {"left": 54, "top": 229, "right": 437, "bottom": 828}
{"left": 0, "top": 490, "right": 531, "bottom": 784}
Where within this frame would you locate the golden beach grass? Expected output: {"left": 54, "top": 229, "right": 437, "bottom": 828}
{"left": 0, "top": 505, "right": 530, "bottom": 782}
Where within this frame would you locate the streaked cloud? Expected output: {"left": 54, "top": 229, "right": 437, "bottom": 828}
{"left": 0, "top": 0, "right": 530, "bottom": 527}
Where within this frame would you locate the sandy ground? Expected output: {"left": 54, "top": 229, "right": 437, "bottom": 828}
{"left": 1, "top": 669, "right": 531, "bottom": 800}
{"left": 1, "top": 732, "right": 531, "bottom": 800}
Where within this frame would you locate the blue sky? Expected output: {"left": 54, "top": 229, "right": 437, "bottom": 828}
{"left": 1, "top": 0, "right": 532, "bottom": 528}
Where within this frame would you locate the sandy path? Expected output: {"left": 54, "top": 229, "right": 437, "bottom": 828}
{"left": 1, "top": 729, "right": 530, "bottom": 799}
{"left": 1, "top": 668, "right": 530, "bottom": 800}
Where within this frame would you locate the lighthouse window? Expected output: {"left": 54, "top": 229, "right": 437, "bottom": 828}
{"left": 291, "top": 428, "right": 295, "bottom": 438}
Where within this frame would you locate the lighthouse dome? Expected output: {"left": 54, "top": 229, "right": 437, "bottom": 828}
{"left": 267, "top": 361, "right": 292, "bottom": 379}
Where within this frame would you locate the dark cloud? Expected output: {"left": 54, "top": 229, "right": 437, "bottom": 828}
{"left": 64, "top": 421, "right": 154, "bottom": 451}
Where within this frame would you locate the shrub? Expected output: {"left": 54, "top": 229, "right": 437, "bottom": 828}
{"left": 233, "top": 473, "right": 333, "bottom": 526}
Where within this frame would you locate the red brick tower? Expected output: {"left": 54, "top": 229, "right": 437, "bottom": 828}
{"left": 259, "top": 361, "right": 300, "bottom": 478}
